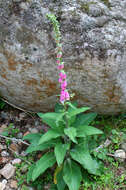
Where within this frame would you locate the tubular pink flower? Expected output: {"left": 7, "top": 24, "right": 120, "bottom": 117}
{"left": 56, "top": 60, "right": 60, "bottom": 64}
{"left": 65, "top": 91, "right": 70, "bottom": 100}
{"left": 58, "top": 78, "right": 63, "bottom": 83}
{"left": 57, "top": 64, "right": 64, "bottom": 70}
{"left": 60, "top": 90, "right": 65, "bottom": 103}
{"left": 61, "top": 81, "right": 67, "bottom": 90}
{"left": 59, "top": 72, "right": 66, "bottom": 80}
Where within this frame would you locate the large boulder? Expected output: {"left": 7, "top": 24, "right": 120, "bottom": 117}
{"left": 0, "top": 0, "right": 126, "bottom": 114}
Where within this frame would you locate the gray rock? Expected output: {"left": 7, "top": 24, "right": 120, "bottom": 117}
{"left": 29, "top": 128, "right": 39, "bottom": 133}
{"left": 121, "top": 143, "right": 126, "bottom": 152}
{"left": 114, "top": 149, "right": 126, "bottom": 162}
{"left": 0, "top": 0, "right": 126, "bottom": 114}
{"left": 0, "top": 163, "right": 16, "bottom": 179}
{"left": 1, "top": 151, "right": 9, "bottom": 157}
{"left": 12, "top": 158, "right": 21, "bottom": 165}
{"left": 0, "top": 179, "right": 7, "bottom": 190}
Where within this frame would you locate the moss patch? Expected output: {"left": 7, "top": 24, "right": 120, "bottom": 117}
{"left": 80, "top": 2, "right": 97, "bottom": 13}
{"left": 101, "top": 0, "right": 110, "bottom": 8}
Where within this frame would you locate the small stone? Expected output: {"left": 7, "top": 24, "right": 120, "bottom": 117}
{"left": 29, "top": 128, "right": 38, "bottom": 133}
{"left": 19, "top": 112, "right": 26, "bottom": 120}
{"left": 121, "top": 143, "right": 126, "bottom": 152}
{"left": 34, "top": 120, "right": 39, "bottom": 127}
{"left": 17, "top": 132, "right": 23, "bottom": 138}
{"left": 20, "top": 151, "right": 28, "bottom": 157}
{"left": 0, "top": 163, "right": 16, "bottom": 179}
{"left": 0, "top": 157, "right": 9, "bottom": 164}
{"left": 1, "top": 151, "right": 9, "bottom": 157}
{"left": 9, "top": 143, "right": 19, "bottom": 154}
{"left": 0, "top": 144, "right": 6, "bottom": 152}
{"left": 0, "top": 179, "right": 7, "bottom": 190}
{"left": 10, "top": 180, "right": 18, "bottom": 189}
{"left": 114, "top": 149, "right": 126, "bottom": 161}
{"left": 0, "top": 124, "right": 8, "bottom": 133}
{"left": 0, "top": 112, "right": 8, "bottom": 119}
{"left": 12, "top": 158, "right": 21, "bottom": 165}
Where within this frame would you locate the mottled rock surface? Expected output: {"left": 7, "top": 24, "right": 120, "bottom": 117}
{"left": 0, "top": 0, "right": 126, "bottom": 114}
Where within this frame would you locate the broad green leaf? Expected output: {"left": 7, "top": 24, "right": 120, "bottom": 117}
{"left": 49, "top": 184, "right": 57, "bottom": 190}
{"left": 39, "top": 129, "right": 63, "bottom": 144}
{"left": 70, "top": 142, "right": 101, "bottom": 176}
{"left": 64, "top": 128, "right": 77, "bottom": 143}
{"left": 67, "top": 102, "right": 78, "bottom": 126}
{"left": 54, "top": 143, "right": 70, "bottom": 166}
{"left": 23, "top": 133, "right": 42, "bottom": 144}
{"left": 26, "top": 139, "right": 59, "bottom": 153}
{"left": 27, "top": 164, "right": 35, "bottom": 183}
{"left": 55, "top": 103, "right": 64, "bottom": 113}
{"left": 74, "top": 113, "right": 97, "bottom": 126}
{"left": 63, "top": 159, "right": 82, "bottom": 190}
{"left": 68, "top": 107, "right": 90, "bottom": 117}
{"left": 32, "top": 152, "right": 56, "bottom": 181}
{"left": 66, "top": 101, "right": 77, "bottom": 109}
{"left": 57, "top": 170, "right": 66, "bottom": 190}
{"left": 37, "top": 112, "right": 64, "bottom": 128}
{"left": 1, "top": 131, "right": 9, "bottom": 136}
{"left": 77, "top": 125, "right": 103, "bottom": 137}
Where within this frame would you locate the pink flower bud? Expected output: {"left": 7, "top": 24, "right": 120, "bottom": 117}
{"left": 57, "top": 52, "right": 62, "bottom": 58}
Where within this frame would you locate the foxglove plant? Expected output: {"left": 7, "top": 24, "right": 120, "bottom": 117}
{"left": 24, "top": 14, "right": 104, "bottom": 190}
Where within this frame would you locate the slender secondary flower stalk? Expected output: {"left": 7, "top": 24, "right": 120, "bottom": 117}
{"left": 47, "top": 14, "right": 70, "bottom": 104}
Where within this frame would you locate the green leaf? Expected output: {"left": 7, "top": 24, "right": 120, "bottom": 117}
{"left": 57, "top": 170, "right": 66, "bottom": 190}
{"left": 32, "top": 152, "right": 56, "bottom": 181}
{"left": 68, "top": 107, "right": 90, "bottom": 117}
{"left": 39, "top": 129, "right": 63, "bottom": 144}
{"left": 63, "top": 159, "right": 82, "bottom": 190}
{"left": 23, "top": 133, "right": 42, "bottom": 144}
{"left": 27, "top": 164, "right": 35, "bottom": 183}
{"left": 1, "top": 131, "right": 9, "bottom": 136}
{"left": 55, "top": 103, "right": 64, "bottom": 113}
{"left": 66, "top": 102, "right": 77, "bottom": 109}
{"left": 37, "top": 112, "right": 64, "bottom": 128}
{"left": 49, "top": 184, "right": 57, "bottom": 190}
{"left": 26, "top": 139, "right": 59, "bottom": 153}
{"left": 54, "top": 143, "right": 70, "bottom": 166}
{"left": 70, "top": 142, "right": 101, "bottom": 176}
{"left": 74, "top": 113, "right": 97, "bottom": 126}
{"left": 67, "top": 103, "right": 78, "bottom": 126}
{"left": 77, "top": 125, "right": 103, "bottom": 137}
{"left": 64, "top": 128, "right": 77, "bottom": 143}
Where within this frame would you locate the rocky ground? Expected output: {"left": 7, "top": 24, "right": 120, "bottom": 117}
{"left": 0, "top": 105, "right": 49, "bottom": 190}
